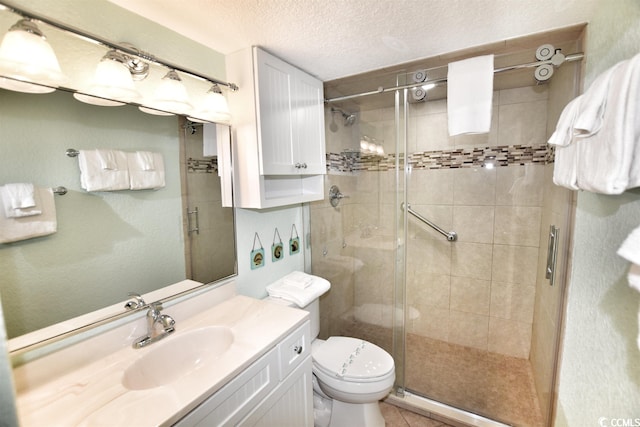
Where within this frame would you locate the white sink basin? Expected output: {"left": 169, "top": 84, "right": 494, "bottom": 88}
{"left": 122, "top": 326, "right": 234, "bottom": 390}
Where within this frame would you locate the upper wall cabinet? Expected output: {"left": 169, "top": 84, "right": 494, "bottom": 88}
{"left": 226, "top": 47, "right": 326, "bottom": 209}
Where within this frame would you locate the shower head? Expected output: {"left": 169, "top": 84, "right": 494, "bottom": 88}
{"left": 331, "top": 107, "right": 356, "bottom": 126}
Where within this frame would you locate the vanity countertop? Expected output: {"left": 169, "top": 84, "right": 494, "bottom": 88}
{"left": 14, "top": 295, "right": 308, "bottom": 426}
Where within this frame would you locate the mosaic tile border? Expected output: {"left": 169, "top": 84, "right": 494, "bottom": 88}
{"left": 327, "top": 143, "right": 552, "bottom": 173}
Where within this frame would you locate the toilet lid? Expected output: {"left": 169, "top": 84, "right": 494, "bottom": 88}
{"left": 312, "top": 336, "right": 394, "bottom": 381}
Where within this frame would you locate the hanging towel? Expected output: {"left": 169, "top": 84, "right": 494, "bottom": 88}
{"left": 548, "top": 95, "right": 582, "bottom": 148}
{"left": 78, "top": 149, "right": 130, "bottom": 191}
{"left": 266, "top": 271, "right": 331, "bottom": 308}
{"left": 0, "top": 183, "right": 41, "bottom": 218}
{"left": 127, "top": 151, "right": 165, "bottom": 190}
{"left": 573, "top": 61, "right": 624, "bottom": 137}
{"left": 617, "top": 225, "right": 640, "bottom": 350}
{"left": 0, "top": 187, "right": 57, "bottom": 243}
{"left": 575, "top": 53, "right": 640, "bottom": 194}
{"left": 552, "top": 143, "right": 580, "bottom": 190}
{"left": 447, "top": 54, "right": 494, "bottom": 136}
{"left": 203, "top": 123, "right": 217, "bottom": 157}
{"left": 548, "top": 96, "right": 582, "bottom": 190}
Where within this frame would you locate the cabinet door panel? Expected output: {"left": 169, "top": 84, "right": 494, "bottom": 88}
{"left": 255, "top": 50, "right": 296, "bottom": 175}
{"left": 293, "top": 72, "right": 326, "bottom": 175}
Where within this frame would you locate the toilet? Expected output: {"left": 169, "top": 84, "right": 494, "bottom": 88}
{"left": 266, "top": 272, "right": 395, "bottom": 427}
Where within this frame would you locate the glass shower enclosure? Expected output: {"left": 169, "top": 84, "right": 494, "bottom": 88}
{"left": 311, "top": 31, "right": 581, "bottom": 427}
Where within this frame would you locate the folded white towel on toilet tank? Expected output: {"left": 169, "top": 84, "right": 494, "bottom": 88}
{"left": 266, "top": 271, "right": 330, "bottom": 308}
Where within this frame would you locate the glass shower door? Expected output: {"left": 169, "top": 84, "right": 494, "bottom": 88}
{"left": 398, "top": 66, "right": 575, "bottom": 426}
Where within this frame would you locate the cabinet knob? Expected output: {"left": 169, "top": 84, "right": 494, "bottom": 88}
{"left": 294, "top": 163, "right": 301, "bottom": 169}
{"left": 302, "top": 163, "right": 307, "bottom": 169}
{"left": 293, "top": 345, "right": 303, "bottom": 354}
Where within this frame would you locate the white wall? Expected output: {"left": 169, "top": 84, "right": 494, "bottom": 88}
{"left": 555, "top": 1, "right": 640, "bottom": 425}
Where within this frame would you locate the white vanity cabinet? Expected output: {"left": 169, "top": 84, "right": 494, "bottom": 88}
{"left": 226, "top": 47, "right": 326, "bottom": 209}
{"left": 174, "top": 321, "right": 313, "bottom": 427}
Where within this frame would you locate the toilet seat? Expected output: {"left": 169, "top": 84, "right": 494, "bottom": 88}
{"left": 312, "top": 337, "right": 394, "bottom": 382}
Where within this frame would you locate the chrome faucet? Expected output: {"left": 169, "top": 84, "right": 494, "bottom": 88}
{"left": 132, "top": 302, "right": 175, "bottom": 349}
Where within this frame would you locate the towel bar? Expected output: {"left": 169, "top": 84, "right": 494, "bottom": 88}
{"left": 52, "top": 186, "right": 67, "bottom": 195}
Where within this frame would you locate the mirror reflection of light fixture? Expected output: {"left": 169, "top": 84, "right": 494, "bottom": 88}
{"left": 188, "top": 84, "right": 231, "bottom": 123}
{"left": 0, "top": 19, "right": 67, "bottom": 93}
{"left": 73, "top": 50, "right": 146, "bottom": 107}
{"left": 139, "top": 69, "right": 192, "bottom": 116}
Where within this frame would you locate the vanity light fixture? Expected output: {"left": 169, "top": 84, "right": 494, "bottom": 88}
{"left": 139, "top": 69, "right": 192, "bottom": 116}
{"left": 0, "top": 18, "right": 67, "bottom": 93}
{"left": 73, "top": 50, "right": 145, "bottom": 107}
{"left": 187, "top": 84, "right": 231, "bottom": 123}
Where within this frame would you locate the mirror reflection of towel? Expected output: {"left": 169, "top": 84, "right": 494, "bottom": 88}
{"left": 0, "top": 183, "right": 41, "bottom": 218}
{"left": 78, "top": 150, "right": 130, "bottom": 191}
{"left": 0, "top": 187, "right": 57, "bottom": 243}
{"left": 127, "top": 152, "right": 165, "bottom": 190}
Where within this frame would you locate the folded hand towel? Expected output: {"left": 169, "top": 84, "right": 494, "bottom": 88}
{"left": 576, "top": 53, "right": 640, "bottom": 194}
{"left": 283, "top": 271, "right": 314, "bottom": 289}
{"left": 266, "top": 271, "right": 331, "bottom": 308}
{"left": 0, "top": 187, "right": 56, "bottom": 243}
{"left": 96, "top": 149, "right": 117, "bottom": 170}
{"left": 78, "top": 149, "right": 130, "bottom": 191}
{"left": 447, "top": 55, "right": 494, "bottom": 136}
{"left": 134, "top": 151, "right": 156, "bottom": 171}
{"left": 0, "top": 183, "right": 41, "bottom": 218}
{"left": 127, "top": 151, "right": 165, "bottom": 190}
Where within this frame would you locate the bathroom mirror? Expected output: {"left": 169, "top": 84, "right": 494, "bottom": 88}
{"left": 0, "top": 4, "right": 237, "bottom": 353}
{"left": 0, "top": 87, "right": 237, "bottom": 347}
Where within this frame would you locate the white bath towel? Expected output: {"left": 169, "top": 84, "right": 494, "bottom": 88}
{"left": 552, "top": 143, "right": 580, "bottom": 190}
{"left": 447, "top": 55, "right": 494, "bottom": 136}
{"left": 548, "top": 95, "right": 582, "bottom": 147}
{"left": 127, "top": 151, "right": 165, "bottom": 190}
{"left": 576, "top": 53, "right": 640, "bottom": 194}
{"left": 617, "top": 225, "right": 640, "bottom": 350}
{"left": 573, "top": 62, "right": 623, "bottom": 137}
{"left": 78, "top": 149, "right": 130, "bottom": 191}
{"left": 0, "top": 183, "right": 41, "bottom": 218}
{"left": 266, "top": 271, "right": 331, "bottom": 308}
{"left": 203, "top": 123, "right": 217, "bottom": 157}
{"left": 0, "top": 187, "right": 57, "bottom": 243}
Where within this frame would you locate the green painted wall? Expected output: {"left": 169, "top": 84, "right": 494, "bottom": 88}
{"left": 555, "top": 0, "right": 640, "bottom": 425}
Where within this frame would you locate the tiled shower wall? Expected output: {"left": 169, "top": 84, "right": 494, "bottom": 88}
{"left": 314, "top": 85, "right": 551, "bottom": 360}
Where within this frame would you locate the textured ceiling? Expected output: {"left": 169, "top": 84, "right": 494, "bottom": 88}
{"left": 107, "top": 0, "right": 598, "bottom": 82}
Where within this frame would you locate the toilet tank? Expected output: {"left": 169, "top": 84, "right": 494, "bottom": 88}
{"left": 268, "top": 297, "right": 320, "bottom": 339}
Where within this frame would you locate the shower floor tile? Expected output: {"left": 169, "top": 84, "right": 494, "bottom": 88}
{"left": 333, "top": 318, "right": 544, "bottom": 427}
{"left": 404, "top": 333, "right": 544, "bottom": 427}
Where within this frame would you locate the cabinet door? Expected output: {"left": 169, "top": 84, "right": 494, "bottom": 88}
{"left": 254, "top": 48, "right": 296, "bottom": 175}
{"left": 292, "top": 71, "right": 326, "bottom": 175}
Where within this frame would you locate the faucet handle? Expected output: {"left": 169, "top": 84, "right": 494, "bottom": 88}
{"left": 159, "top": 314, "right": 175, "bottom": 332}
{"left": 124, "top": 292, "right": 146, "bottom": 310}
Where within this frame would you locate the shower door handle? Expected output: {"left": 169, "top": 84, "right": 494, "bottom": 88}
{"left": 187, "top": 207, "right": 199, "bottom": 235}
{"left": 546, "top": 225, "right": 559, "bottom": 286}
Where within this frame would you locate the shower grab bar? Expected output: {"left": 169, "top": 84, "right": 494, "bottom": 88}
{"left": 402, "top": 203, "right": 457, "bottom": 242}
